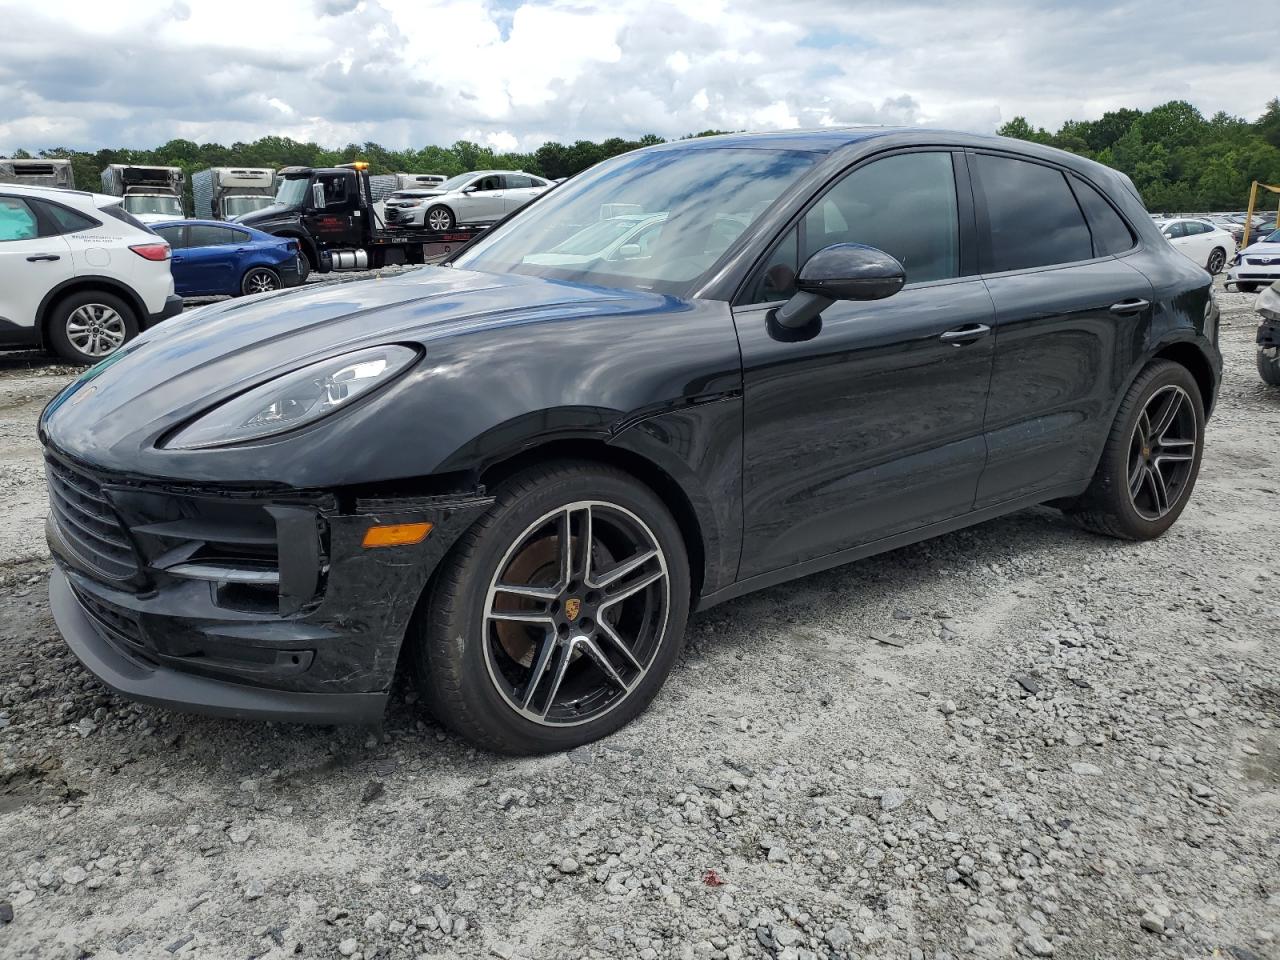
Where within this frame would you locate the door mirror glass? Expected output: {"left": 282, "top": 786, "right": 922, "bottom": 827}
{"left": 797, "top": 243, "right": 906, "bottom": 302}
{"left": 310, "top": 182, "right": 326, "bottom": 210}
{"left": 618, "top": 243, "right": 642, "bottom": 259}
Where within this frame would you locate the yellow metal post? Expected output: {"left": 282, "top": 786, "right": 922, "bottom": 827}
{"left": 1244, "top": 181, "right": 1258, "bottom": 249}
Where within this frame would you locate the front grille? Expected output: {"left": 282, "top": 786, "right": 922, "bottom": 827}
{"left": 1246, "top": 258, "right": 1280, "bottom": 266}
{"left": 46, "top": 458, "right": 139, "bottom": 580}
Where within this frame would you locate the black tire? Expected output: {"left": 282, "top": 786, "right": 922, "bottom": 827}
{"left": 1259, "top": 349, "right": 1280, "bottom": 386}
{"left": 413, "top": 460, "right": 691, "bottom": 754}
{"left": 1065, "top": 360, "right": 1205, "bottom": 540}
{"left": 240, "top": 266, "right": 280, "bottom": 297}
{"left": 1206, "top": 247, "right": 1226, "bottom": 275}
{"left": 45, "top": 290, "right": 139, "bottom": 365}
{"left": 296, "top": 254, "right": 311, "bottom": 283}
{"left": 424, "top": 204, "right": 455, "bottom": 232}
{"left": 1237, "top": 282, "right": 1260, "bottom": 293}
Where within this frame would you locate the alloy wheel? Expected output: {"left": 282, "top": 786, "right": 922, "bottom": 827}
{"left": 1207, "top": 249, "right": 1225, "bottom": 274}
{"left": 244, "top": 269, "right": 278, "bottom": 294}
{"left": 1127, "top": 384, "right": 1198, "bottom": 521}
{"left": 65, "top": 304, "right": 127, "bottom": 358}
{"left": 427, "top": 208, "right": 453, "bottom": 231}
{"left": 483, "top": 501, "right": 670, "bottom": 727}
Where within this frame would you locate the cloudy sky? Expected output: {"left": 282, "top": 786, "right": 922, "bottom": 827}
{"left": 0, "top": 0, "right": 1270, "bottom": 153}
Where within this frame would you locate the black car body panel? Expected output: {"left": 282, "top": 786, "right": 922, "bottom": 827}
{"left": 40, "top": 127, "right": 1222, "bottom": 724}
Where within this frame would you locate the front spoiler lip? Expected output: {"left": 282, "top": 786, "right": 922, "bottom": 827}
{"left": 50, "top": 565, "right": 387, "bottom": 725}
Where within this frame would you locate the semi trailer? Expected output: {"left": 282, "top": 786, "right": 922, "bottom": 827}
{"left": 192, "top": 167, "right": 276, "bottom": 220}
{"left": 236, "top": 162, "right": 487, "bottom": 273}
{"left": 99, "top": 164, "right": 185, "bottom": 223}
{"left": 0, "top": 158, "right": 74, "bottom": 188}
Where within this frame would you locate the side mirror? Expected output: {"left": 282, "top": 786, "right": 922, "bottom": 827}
{"left": 310, "top": 182, "right": 326, "bottom": 210}
{"left": 774, "top": 243, "right": 906, "bottom": 330}
{"left": 618, "top": 243, "right": 642, "bottom": 259}
{"left": 462, "top": 185, "right": 478, "bottom": 194}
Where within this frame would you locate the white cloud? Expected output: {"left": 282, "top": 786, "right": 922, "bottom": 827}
{"left": 0, "top": 0, "right": 1271, "bottom": 153}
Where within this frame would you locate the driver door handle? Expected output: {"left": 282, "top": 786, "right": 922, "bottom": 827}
{"left": 1110, "top": 298, "right": 1150, "bottom": 315}
{"left": 939, "top": 323, "right": 991, "bottom": 345}
{"left": 26, "top": 254, "right": 61, "bottom": 262}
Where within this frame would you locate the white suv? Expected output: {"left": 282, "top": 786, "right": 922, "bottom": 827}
{"left": 0, "top": 183, "right": 182, "bottom": 364}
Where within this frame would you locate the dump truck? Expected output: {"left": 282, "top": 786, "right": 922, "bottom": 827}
{"left": 0, "top": 158, "right": 74, "bottom": 189}
{"left": 236, "top": 162, "right": 487, "bottom": 273}
{"left": 99, "top": 164, "right": 185, "bottom": 223}
{"left": 192, "top": 167, "right": 276, "bottom": 220}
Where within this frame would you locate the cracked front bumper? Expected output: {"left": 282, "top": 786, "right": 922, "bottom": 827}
{"left": 46, "top": 456, "right": 492, "bottom": 724}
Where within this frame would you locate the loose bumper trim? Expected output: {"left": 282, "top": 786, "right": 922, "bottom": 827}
{"left": 50, "top": 566, "right": 387, "bottom": 724}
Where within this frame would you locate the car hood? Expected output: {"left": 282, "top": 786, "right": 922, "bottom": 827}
{"left": 1241, "top": 241, "right": 1280, "bottom": 256}
{"left": 235, "top": 203, "right": 296, "bottom": 226}
{"left": 40, "top": 267, "right": 662, "bottom": 478}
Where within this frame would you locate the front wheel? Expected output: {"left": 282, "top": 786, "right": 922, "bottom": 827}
{"left": 413, "top": 461, "right": 691, "bottom": 754}
{"left": 1259, "top": 348, "right": 1280, "bottom": 386}
{"left": 46, "top": 291, "right": 139, "bottom": 365}
{"left": 240, "top": 266, "right": 280, "bottom": 296}
{"left": 425, "top": 204, "right": 455, "bottom": 232}
{"left": 1065, "top": 360, "right": 1205, "bottom": 540}
{"left": 1206, "top": 247, "right": 1226, "bottom": 275}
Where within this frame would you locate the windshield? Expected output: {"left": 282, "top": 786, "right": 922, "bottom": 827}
{"left": 452, "top": 148, "right": 819, "bottom": 296}
{"left": 224, "top": 195, "right": 274, "bottom": 217}
{"left": 549, "top": 217, "right": 651, "bottom": 255}
{"left": 1260, "top": 229, "right": 1280, "bottom": 244}
{"left": 275, "top": 178, "right": 310, "bottom": 207}
{"left": 436, "top": 173, "right": 478, "bottom": 193}
{"left": 123, "top": 195, "right": 183, "bottom": 216}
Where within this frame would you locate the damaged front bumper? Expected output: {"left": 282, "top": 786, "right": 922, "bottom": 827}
{"left": 44, "top": 448, "right": 491, "bottom": 724}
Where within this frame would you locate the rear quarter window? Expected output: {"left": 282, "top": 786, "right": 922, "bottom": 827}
{"left": 34, "top": 200, "right": 99, "bottom": 236}
{"left": 973, "top": 153, "right": 1093, "bottom": 272}
{"left": 1069, "top": 178, "right": 1136, "bottom": 257}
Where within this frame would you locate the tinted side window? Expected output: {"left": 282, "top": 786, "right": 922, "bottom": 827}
{"left": 35, "top": 201, "right": 98, "bottom": 235}
{"left": 1069, "top": 178, "right": 1135, "bottom": 256}
{"left": 1163, "top": 221, "right": 1188, "bottom": 239}
{"left": 188, "top": 225, "right": 237, "bottom": 247}
{"left": 473, "top": 175, "right": 502, "bottom": 191}
{"left": 0, "top": 197, "right": 38, "bottom": 241}
{"left": 229, "top": 228, "right": 252, "bottom": 244}
{"left": 974, "top": 154, "right": 1092, "bottom": 272}
{"left": 504, "top": 174, "right": 535, "bottom": 189}
{"left": 154, "top": 225, "right": 186, "bottom": 249}
{"left": 745, "top": 151, "right": 961, "bottom": 302}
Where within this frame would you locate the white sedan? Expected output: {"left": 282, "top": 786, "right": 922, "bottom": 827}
{"left": 385, "top": 171, "right": 552, "bottom": 231}
{"left": 1155, "top": 217, "right": 1237, "bottom": 275}
{"left": 1226, "top": 228, "right": 1280, "bottom": 293}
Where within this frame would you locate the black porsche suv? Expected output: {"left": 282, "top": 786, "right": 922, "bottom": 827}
{"left": 40, "top": 128, "right": 1220, "bottom": 753}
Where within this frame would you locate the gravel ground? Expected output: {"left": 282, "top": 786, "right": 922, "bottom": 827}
{"left": 0, "top": 278, "right": 1277, "bottom": 960}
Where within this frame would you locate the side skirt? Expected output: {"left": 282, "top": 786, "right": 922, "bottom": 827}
{"left": 695, "top": 480, "right": 1088, "bottom": 611}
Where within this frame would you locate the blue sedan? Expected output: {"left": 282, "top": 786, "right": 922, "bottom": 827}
{"left": 152, "top": 220, "right": 307, "bottom": 298}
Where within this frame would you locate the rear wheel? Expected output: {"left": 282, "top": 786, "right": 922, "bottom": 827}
{"left": 240, "top": 267, "right": 280, "bottom": 296}
{"left": 1259, "top": 348, "right": 1280, "bottom": 386}
{"left": 425, "top": 205, "right": 455, "bottom": 232}
{"left": 413, "top": 461, "right": 690, "bottom": 754}
{"left": 1206, "top": 247, "right": 1226, "bottom": 274}
{"left": 1065, "top": 360, "right": 1204, "bottom": 540}
{"left": 46, "top": 291, "right": 138, "bottom": 365}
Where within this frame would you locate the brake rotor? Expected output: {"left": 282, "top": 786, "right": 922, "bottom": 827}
{"left": 494, "top": 535, "right": 565, "bottom": 667}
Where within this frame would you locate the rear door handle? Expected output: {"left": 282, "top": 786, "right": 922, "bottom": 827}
{"left": 1110, "top": 298, "right": 1150, "bottom": 315}
{"left": 26, "top": 254, "right": 61, "bottom": 262}
{"left": 939, "top": 323, "right": 991, "bottom": 345}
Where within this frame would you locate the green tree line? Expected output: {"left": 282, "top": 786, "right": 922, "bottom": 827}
{"left": 8, "top": 98, "right": 1280, "bottom": 214}
{"left": 4, "top": 131, "right": 730, "bottom": 211}
{"left": 998, "top": 98, "right": 1280, "bottom": 213}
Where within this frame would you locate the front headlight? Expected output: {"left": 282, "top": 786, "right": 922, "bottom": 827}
{"left": 164, "top": 345, "right": 418, "bottom": 450}
{"left": 1258, "top": 283, "right": 1280, "bottom": 323}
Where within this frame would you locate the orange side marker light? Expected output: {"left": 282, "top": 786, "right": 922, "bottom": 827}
{"left": 362, "top": 522, "right": 433, "bottom": 548}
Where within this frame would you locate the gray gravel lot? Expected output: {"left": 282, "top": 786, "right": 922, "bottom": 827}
{"left": 0, "top": 277, "right": 1277, "bottom": 960}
